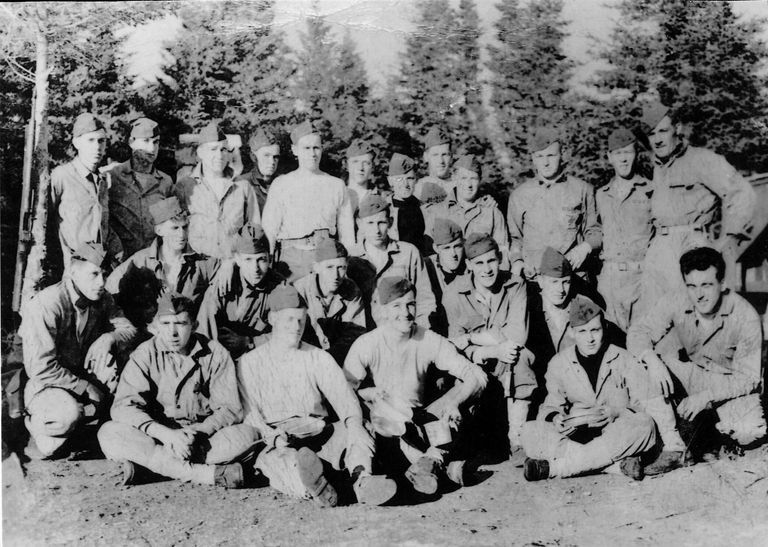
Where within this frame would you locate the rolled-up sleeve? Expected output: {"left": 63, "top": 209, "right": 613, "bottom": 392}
{"left": 315, "top": 352, "right": 363, "bottom": 422}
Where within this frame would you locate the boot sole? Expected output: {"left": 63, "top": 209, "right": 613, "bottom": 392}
{"left": 405, "top": 467, "right": 438, "bottom": 494}
{"left": 296, "top": 447, "right": 338, "bottom": 507}
{"left": 355, "top": 476, "right": 398, "bottom": 505}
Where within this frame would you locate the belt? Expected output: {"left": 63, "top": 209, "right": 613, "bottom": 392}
{"left": 603, "top": 259, "right": 643, "bottom": 272}
{"left": 657, "top": 224, "right": 706, "bottom": 236}
{"left": 279, "top": 229, "right": 332, "bottom": 250}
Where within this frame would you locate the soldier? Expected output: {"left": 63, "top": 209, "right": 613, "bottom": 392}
{"left": 98, "top": 293, "right": 255, "bottom": 488}
{"left": 261, "top": 120, "right": 355, "bottom": 281}
{"left": 507, "top": 127, "right": 601, "bottom": 280}
{"left": 628, "top": 247, "right": 766, "bottom": 453}
{"left": 107, "top": 117, "right": 175, "bottom": 259}
{"left": 294, "top": 239, "right": 367, "bottom": 364}
{"left": 197, "top": 224, "right": 286, "bottom": 359}
{"left": 639, "top": 101, "right": 756, "bottom": 301}
{"left": 443, "top": 233, "right": 535, "bottom": 463}
{"left": 347, "top": 194, "right": 437, "bottom": 329}
{"left": 344, "top": 277, "right": 487, "bottom": 494}
{"left": 425, "top": 218, "right": 469, "bottom": 336}
{"left": 345, "top": 138, "right": 379, "bottom": 216}
{"left": 237, "top": 127, "right": 282, "bottom": 214}
{"left": 237, "top": 285, "right": 397, "bottom": 507}
{"left": 413, "top": 125, "right": 453, "bottom": 205}
{"left": 19, "top": 242, "right": 136, "bottom": 458}
{"left": 387, "top": 153, "right": 427, "bottom": 253}
{"left": 50, "top": 113, "right": 120, "bottom": 266}
{"left": 522, "top": 296, "right": 663, "bottom": 482}
{"left": 596, "top": 128, "right": 654, "bottom": 331}
{"left": 175, "top": 121, "right": 261, "bottom": 259}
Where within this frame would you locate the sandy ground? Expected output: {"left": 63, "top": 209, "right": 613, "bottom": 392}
{"left": 3, "top": 443, "right": 767, "bottom": 547}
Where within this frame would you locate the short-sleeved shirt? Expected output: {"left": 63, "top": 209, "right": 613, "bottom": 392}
{"left": 596, "top": 174, "right": 654, "bottom": 263}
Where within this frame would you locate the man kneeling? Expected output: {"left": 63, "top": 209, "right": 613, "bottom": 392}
{"left": 237, "top": 285, "right": 396, "bottom": 507}
{"left": 99, "top": 293, "right": 256, "bottom": 488}
{"left": 522, "top": 295, "right": 660, "bottom": 481}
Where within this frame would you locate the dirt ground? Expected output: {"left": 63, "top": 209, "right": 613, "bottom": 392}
{"left": 3, "top": 443, "right": 767, "bottom": 547}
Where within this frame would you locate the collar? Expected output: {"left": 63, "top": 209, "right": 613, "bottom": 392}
{"left": 191, "top": 162, "right": 235, "bottom": 186}
{"left": 311, "top": 274, "right": 356, "bottom": 301}
{"left": 72, "top": 157, "right": 98, "bottom": 179}
{"left": 536, "top": 168, "right": 568, "bottom": 187}
{"left": 391, "top": 195, "right": 420, "bottom": 207}
{"left": 602, "top": 174, "right": 648, "bottom": 196}
{"left": 65, "top": 277, "right": 101, "bottom": 310}
{"left": 654, "top": 142, "right": 687, "bottom": 168}
{"left": 359, "top": 238, "right": 400, "bottom": 258}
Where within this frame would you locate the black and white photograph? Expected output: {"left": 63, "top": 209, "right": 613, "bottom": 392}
{"left": 1, "top": 0, "right": 767, "bottom": 545}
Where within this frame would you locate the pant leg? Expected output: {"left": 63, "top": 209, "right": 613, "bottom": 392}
{"left": 715, "top": 394, "right": 767, "bottom": 446}
{"left": 598, "top": 268, "right": 642, "bottom": 332}
{"left": 255, "top": 447, "right": 312, "bottom": 499}
{"left": 204, "top": 424, "right": 261, "bottom": 464}
{"left": 25, "top": 387, "right": 84, "bottom": 457}
{"left": 98, "top": 421, "right": 214, "bottom": 485}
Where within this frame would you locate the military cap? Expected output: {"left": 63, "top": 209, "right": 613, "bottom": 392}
{"left": 72, "top": 113, "right": 105, "bottom": 139}
{"left": 419, "top": 182, "right": 446, "bottom": 205}
{"left": 130, "top": 117, "right": 159, "bottom": 139}
{"left": 346, "top": 139, "right": 376, "bottom": 160}
{"left": 314, "top": 239, "right": 348, "bottom": 263}
{"left": 539, "top": 247, "right": 573, "bottom": 278}
{"left": 232, "top": 223, "right": 270, "bottom": 255}
{"left": 377, "top": 276, "right": 415, "bottom": 306}
{"left": 267, "top": 284, "right": 307, "bottom": 312}
{"left": 464, "top": 233, "right": 498, "bottom": 260}
{"left": 529, "top": 126, "right": 561, "bottom": 153}
{"left": 607, "top": 128, "right": 636, "bottom": 152}
{"left": 423, "top": 126, "right": 451, "bottom": 150}
{"left": 149, "top": 196, "right": 187, "bottom": 225}
{"left": 156, "top": 292, "right": 195, "bottom": 318}
{"left": 71, "top": 241, "right": 106, "bottom": 267}
{"left": 568, "top": 294, "right": 603, "bottom": 327}
{"left": 453, "top": 154, "right": 481, "bottom": 175}
{"left": 358, "top": 194, "right": 390, "bottom": 218}
{"left": 432, "top": 218, "right": 463, "bottom": 247}
{"left": 249, "top": 127, "right": 279, "bottom": 151}
{"left": 388, "top": 153, "right": 416, "bottom": 177}
{"left": 640, "top": 101, "right": 670, "bottom": 134}
{"left": 197, "top": 120, "right": 227, "bottom": 144}
{"left": 290, "top": 120, "right": 321, "bottom": 144}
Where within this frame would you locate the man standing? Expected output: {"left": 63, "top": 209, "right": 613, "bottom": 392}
{"left": 197, "top": 224, "right": 285, "bottom": 359}
{"left": 237, "top": 127, "right": 281, "bottom": 214}
{"left": 107, "top": 117, "right": 175, "bottom": 258}
{"left": 238, "top": 285, "right": 396, "bottom": 506}
{"left": 443, "top": 233, "right": 535, "bottom": 462}
{"left": 414, "top": 126, "right": 453, "bottom": 205}
{"left": 294, "top": 239, "right": 367, "bottom": 364}
{"left": 19, "top": 242, "right": 136, "bottom": 458}
{"left": 639, "top": 101, "right": 755, "bottom": 300}
{"left": 628, "top": 247, "right": 766, "bottom": 451}
{"left": 387, "top": 153, "right": 427, "bottom": 253}
{"left": 345, "top": 138, "right": 379, "bottom": 215}
{"left": 344, "top": 277, "right": 487, "bottom": 494}
{"left": 596, "top": 128, "right": 654, "bottom": 330}
{"left": 348, "top": 195, "right": 436, "bottom": 329}
{"left": 175, "top": 121, "right": 261, "bottom": 259}
{"left": 261, "top": 120, "right": 355, "bottom": 281}
{"left": 507, "top": 127, "right": 601, "bottom": 280}
{"left": 99, "top": 293, "right": 254, "bottom": 488}
{"left": 425, "top": 218, "right": 469, "bottom": 336}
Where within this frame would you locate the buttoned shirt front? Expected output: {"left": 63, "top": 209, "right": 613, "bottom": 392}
{"left": 110, "top": 334, "right": 242, "bottom": 436}
{"left": 596, "top": 174, "right": 654, "bottom": 263}
{"left": 425, "top": 256, "right": 469, "bottom": 336}
{"left": 175, "top": 164, "right": 261, "bottom": 258}
{"left": 107, "top": 160, "right": 174, "bottom": 258}
{"left": 344, "top": 325, "right": 487, "bottom": 408}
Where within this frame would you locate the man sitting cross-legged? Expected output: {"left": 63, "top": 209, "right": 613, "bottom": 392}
{"left": 98, "top": 293, "right": 257, "bottom": 488}
{"left": 237, "top": 285, "right": 396, "bottom": 507}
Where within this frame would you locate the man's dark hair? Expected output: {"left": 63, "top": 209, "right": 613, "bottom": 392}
{"left": 679, "top": 247, "right": 725, "bottom": 282}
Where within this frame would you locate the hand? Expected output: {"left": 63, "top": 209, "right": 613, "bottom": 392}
{"left": 643, "top": 351, "right": 674, "bottom": 398}
{"left": 495, "top": 341, "right": 522, "bottom": 364}
{"left": 160, "top": 428, "right": 197, "bottom": 460}
{"left": 219, "top": 327, "right": 250, "bottom": 355}
{"left": 553, "top": 414, "right": 576, "bottom": 436}
{"left": 677, "top": 391, "right": 712, "bottom": 421}
{"left": 564, "top": 242, "right": 592, "bottom": 270}
{"left": 214, "top": 259, "right": 235, "bottom": 296}
{"left": 84, "top": 381, "right": 106, "bottom": 406}
{"left": 586, "top": 405, "right": 620, "bottom": 428}
{"left": 268, "top": 429, "right": 289, "bottom": 449}
{"left": 85, "top": 334, "right": 116, "bottom": 378}
{"left": 346, "top": 419, "right": 375, "bottom": 453}
{"left": 426, "top": 396, "right": 462, "bottom": 425}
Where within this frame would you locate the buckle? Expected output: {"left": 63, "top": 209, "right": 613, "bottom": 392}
{"left": 618, "top": 262, "right": 628, "bottom": 272}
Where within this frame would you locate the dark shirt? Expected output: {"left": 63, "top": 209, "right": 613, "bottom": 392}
{"left": 392, "top": 196, "right": 425, "bottom": 252}
{"left": 575, "top": 345, "right": 608, "bottom": 391}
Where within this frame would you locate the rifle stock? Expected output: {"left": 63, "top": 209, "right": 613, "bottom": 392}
{"left": 12, "top": 99, "right": 37, "bottom": 313}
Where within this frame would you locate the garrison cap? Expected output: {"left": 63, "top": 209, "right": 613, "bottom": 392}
{"left": 539, "top": 247, "right": 573, "bottom": 278}
{"left": 640, "top": 101, "right": 671, "bottom": 134}
{"left": 197, "top": 121, "right": 227, "bottom": 144}
{"left": 377, "top": 276, "right": 415, "bottom": 306}
{"left": 267, "top": 284, "right": 307, "bottom": 312}
{"left": 419, "top": 183, "right": 446, "bottom": 205}
{"left": 72, "top": 113, "right": 105, "bottom": 139}
{"left": 130, "top": 117, "right": 159, "bottom": 139}
{"left": 453, "top": 154, "right": 481, "bottom": 175}
{"left": 568, "top": 294, "right": 603, "bottom": 327}
{"left": 358, "top": 194, "right": 390, "bottom": 218}
{"left": 249, "top": 127, "right": 279, "bottom": 151}
{"left": 388, "top": 153, "right": 416, "bottom": 176}
{"left": 464, "top": 232, "right": 498, "bottom": 260}
{"left": 432, "top": 218, "right": 463, "bottom": 247}
{"left": 607, "top": 128, "right": 636, "bottom": 152}
{"left": 156, "top": 292, "right": 195, "bottom": 318}
{"left": 423, "top": 126, "right": 451, "bottom": 149}
{"left": 346, "top": 139, "right": 376, "bottom": 160}
{"left": 232, "top": 223, "right": 270, "bottom": 255}
{"left": 529, "top": 126, "right": 561, "bottom": 153}
{"left": 150, "top": 196, "right": 187, "bottom": 225}
{"left": 290, "top": 120, "right": 321, "bottom": 144}
{"left": 314, "top": 239, "right": 348, "bottom": 262}
{"left": 71, "top": 241, "right": 106, "bottom": 267}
